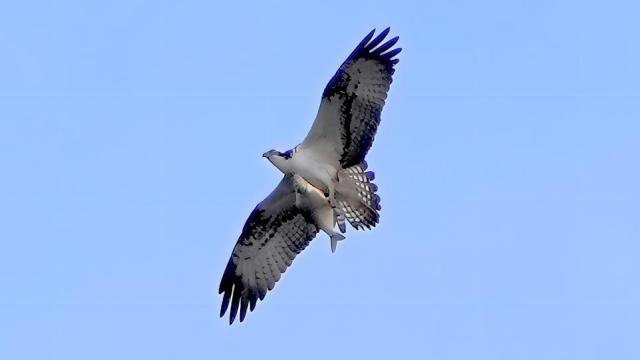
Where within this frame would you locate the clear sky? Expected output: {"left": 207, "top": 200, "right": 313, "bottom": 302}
{"left": 1, "top": 0, "right": 639, "bottom": 359}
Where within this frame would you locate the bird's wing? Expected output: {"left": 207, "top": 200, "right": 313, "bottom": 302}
{"left": 301, "top": 28, "right": 401, "bottom": 168}
{"left": 219, "top": 175, "right": 318, "bottom": 324}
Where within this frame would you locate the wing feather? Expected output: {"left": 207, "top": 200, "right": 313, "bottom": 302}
{"left": 218, "top": 176, "right": 318, "bottom": 324}
{"left": 302, "top": 28, "right": 401, "bottom": 168}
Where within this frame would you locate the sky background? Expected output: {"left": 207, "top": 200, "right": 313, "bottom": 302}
{"left": 1, "top": 0, "right": 639, "bottom": 359}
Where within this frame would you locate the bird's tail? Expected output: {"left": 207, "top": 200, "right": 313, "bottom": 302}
{"left": 330, "top": 233, "right": 346, "bottom": 253}
{"left": 335, "top": 161, "right": 381, "bottom": 231}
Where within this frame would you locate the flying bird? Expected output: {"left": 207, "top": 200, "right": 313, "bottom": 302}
{"left": 219, "top": 28, "right": 401, "bottom": 324}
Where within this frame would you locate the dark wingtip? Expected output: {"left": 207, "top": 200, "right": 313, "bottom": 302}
{"left": 228, "top": 287, "right": 241, "bottom": 325}
{"left": 366, "top": 27, "right": 390, "bottom": 50}
{"left": 357, "top": 29, "right": 376, "bottom": 50}
{"left": 219, "top": 257, "right": 237, "bottom": 321}
{"left": 239, "top": 298, "right": 249, "bottom": 322}
{"left": 371, "top": 36, "right": 399, "bottom": 56}
{"left": 220, "top": 291, "right": 231, "bottom": 318}
{"left": 325, "top": 27, "right": 400, "bottom": 98}
{"left": 382, "top": 47, "right": 402, "bottom": 59}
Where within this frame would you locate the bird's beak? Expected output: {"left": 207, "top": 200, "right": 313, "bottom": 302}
{"left": 262, "top": 152, "right": 270, "bottom": 158}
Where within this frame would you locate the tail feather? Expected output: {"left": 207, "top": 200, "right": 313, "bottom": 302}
{"left": 335, "top": 162, "right": 381, "bottom": 231}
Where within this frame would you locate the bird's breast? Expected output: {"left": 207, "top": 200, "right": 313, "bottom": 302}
{"left": 289, "top": 150, "right": 338, "bottom": 193}
{"left": 293, "top": 175, "right": 325, "bottom": 198}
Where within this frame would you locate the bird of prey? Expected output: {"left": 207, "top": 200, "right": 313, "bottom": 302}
{"left": 219, "top": 28, "right": 401, "bottom": 324}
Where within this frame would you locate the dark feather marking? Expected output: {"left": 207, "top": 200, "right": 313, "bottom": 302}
{"left": 229, "top": 284, "right": 241, "bottom": 324}
{"left": 341, "top": 95, "right": 355, "bottom": 153}
{"left": 219, "top": 178, "right": 320, "bottom": 324}
{"left": 365, "top": 27, "right": 390, "bottom": 50}
{"left": 239, "top": 297, "right": 249, "bottom": 322}
{"left": 381, "top": 47, "right": 402, "bottom": 59}
{"left": 320, "top": 29, "right": 400, "bottom": 167}
{"left": 220, "top": 286, "right": 231, "bottom": 317}
{"left": 371, "top": 36, "right": 399, "bottom": 56}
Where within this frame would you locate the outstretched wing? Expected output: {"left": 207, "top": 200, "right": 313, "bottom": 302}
{"left": 219, "top": 176, "right": 318, "bottom": 324}
{"left": 301, "top": 28, "right": 401, "bottom": 168}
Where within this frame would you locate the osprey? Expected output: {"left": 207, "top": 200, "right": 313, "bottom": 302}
{"left": 219, "top": 28, "right": 401, "bottom": 324}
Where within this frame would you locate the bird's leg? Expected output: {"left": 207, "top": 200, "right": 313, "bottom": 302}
{"left": 313, "top": 169, "right": 338, "bottom": 209}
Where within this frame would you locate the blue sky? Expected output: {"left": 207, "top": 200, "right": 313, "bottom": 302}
{"left": 1, "top": 0, "right": 639, "bottom": 358}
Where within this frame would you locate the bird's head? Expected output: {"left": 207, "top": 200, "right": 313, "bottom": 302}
{"left": 262, "top": 149, "right": 282, "bottom": 159}
{"left": 262, "top": 148, "right": 294, "bottom": 173}
{"left": 262, "top": 148, "right": 294, "bottom": 160}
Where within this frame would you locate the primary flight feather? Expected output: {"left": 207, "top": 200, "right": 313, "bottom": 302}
{"left": 219, "top": 28, "right": 401, "bottom": 324}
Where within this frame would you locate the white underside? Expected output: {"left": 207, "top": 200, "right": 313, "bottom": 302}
{"left": 288, "top": 146, "right": 340, "bottom": 194}
{"left": 269, "top": 145, "right": 345, "bottom": 250}
{"left": 292, "top": 174, "right": 337, "bottom": 236}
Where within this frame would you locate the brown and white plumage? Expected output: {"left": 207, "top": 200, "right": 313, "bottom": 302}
{"left": 219, "top": 176, "right": 318, "bottom": 324}
{"left": 302, "top": 27, "right": 400, "bottom": 168}
{"left": 219, "top": 28, "right": 400, "bottom": 324}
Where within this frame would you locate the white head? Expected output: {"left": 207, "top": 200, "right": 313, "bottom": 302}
{"left": 262, "top": 149, "right": 295, "bottom": 174}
